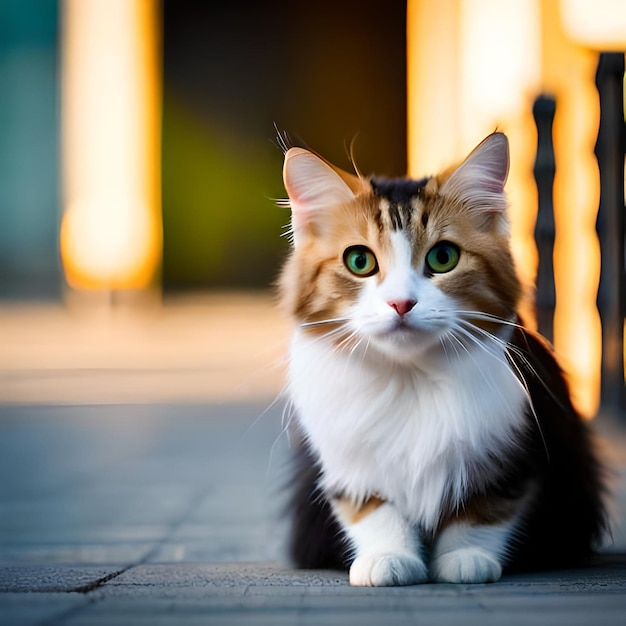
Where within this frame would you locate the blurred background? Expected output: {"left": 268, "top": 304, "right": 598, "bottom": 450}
{"left": 0, "top": 0, "right": 625, "bottom": 420}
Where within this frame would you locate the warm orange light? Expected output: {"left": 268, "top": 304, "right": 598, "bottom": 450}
{"left": 457, "top": 0, "right": 542, "bottom": 323}
{"left": 60, "top": 0, "right": 162, "bottom": 290}
{"left": 541, "top": 0, "right": 602, "bottom": 418}
{"left": 407, "top": 0, "right": 460, "bottom": 176}
{"left": 407, "top": 0, "right": 542, "bottom": 319}
{"left": 407, "top": 0, "right": 602, "bottom": 417}
{"left": 559, "top": 0, "right": 626, "bottom": 50}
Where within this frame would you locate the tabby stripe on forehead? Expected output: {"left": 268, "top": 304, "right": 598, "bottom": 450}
{"left": 372, "top": 201, "right": 384, "bottom": 233}
{"left": 388, "top": 203, "right": 412, "bottom": 231}
{"left": 378, "top": 198, "right": 412, "bottom": 232}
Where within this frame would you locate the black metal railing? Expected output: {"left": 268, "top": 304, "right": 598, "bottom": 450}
{"left": 533, "top": 95, "right": 557, "bottom": 346}
{"left": 595, "top": 52, "right": 625, "bottom": 414}
{"left": 533, "top": 52, "right": 625, "bottom": 418}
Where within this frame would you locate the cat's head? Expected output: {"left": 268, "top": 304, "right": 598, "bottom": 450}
{"left": 278, "top": 133, "right": 521, "bottom": 362}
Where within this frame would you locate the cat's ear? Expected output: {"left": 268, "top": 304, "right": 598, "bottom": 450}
{"left": 439, "top": 132, "right": 509, "bottom": 227}
{"left": 283, "top": 148, "right": 361, "bottom": 245}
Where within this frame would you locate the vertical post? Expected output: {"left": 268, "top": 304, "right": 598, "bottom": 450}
{"left": 60, "top": 0, "right": 162, "bottom": 293}
{"left": 533, "top": 95, "right": 557, "bottom": 344}
{"left": 595, "top": 53, "right": 625, "bottom": 414}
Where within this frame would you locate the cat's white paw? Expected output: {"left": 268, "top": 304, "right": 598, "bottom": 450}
{"left": 431, "top": 548, "right": 502, "bottom": 583}
{"left": 349, "top": 553, "right": 428, "bottom": 587}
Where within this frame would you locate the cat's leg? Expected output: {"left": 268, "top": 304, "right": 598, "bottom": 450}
{"left": 430, "top": 518, "right": 519, "bottom": 584}
{"left": 333, "top": 495, "right": 427, "bottom": 586}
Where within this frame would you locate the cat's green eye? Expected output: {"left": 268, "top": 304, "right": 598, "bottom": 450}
{"left": 343, "top": 246, "right": 379, "bottom": 277}
{"left": 426, "top": 241, "right": 460, "bottom": 274}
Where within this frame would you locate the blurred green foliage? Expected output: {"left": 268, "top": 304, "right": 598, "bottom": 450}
{"left": 162, "top": 95, "right": 289, "bottom": 290}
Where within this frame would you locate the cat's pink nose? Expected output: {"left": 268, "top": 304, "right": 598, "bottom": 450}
{"left": 388, "top": 299, "right": 417, "bottom": 316}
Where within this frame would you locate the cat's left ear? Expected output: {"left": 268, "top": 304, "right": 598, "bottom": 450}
{"left": 439, "top": 132, "right": 509, "bottom": 228}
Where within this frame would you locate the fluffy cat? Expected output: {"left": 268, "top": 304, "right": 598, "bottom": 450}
{"left": 278, "top": 132, "right": 608, "bottom": 586}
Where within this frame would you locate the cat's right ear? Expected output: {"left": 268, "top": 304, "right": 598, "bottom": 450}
{"left": 283, "top": 148, "right": 357, "bottom": 246}
{"left": 437, "top": 132, "right": 509, "bottom": 231}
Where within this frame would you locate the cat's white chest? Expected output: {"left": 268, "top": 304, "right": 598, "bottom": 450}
{"left": 287, "top": 330, "right": 529, "bottom": 530}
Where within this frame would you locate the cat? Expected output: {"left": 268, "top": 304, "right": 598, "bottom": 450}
{"left": 277, "top": 132, "right": 609, "bottom": 586}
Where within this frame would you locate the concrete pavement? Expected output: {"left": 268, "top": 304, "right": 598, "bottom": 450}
{"left": 1, "top": 402, "right": 626, "bottom": 625}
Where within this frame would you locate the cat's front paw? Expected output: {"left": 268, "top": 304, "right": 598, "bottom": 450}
{"left": 349, "top": 553, "right": 428, "bottom": 587}
{"left": 431, "top": 547, "right": 502, "bottom": 583}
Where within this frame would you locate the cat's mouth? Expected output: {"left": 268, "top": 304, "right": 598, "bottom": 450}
{"left": 387, "top": 319, "right": 414, "bottom": 335}
{"left": 391, "top": 316, "right": 412, "bottom": 329}
{"left": 362, "top": 319, "right": 444, "bottom": 361}
{"left": 353, "top": 312, "right": 447, "bottom": 354}
{"left": 372, "top": 313, "right": 449, "bottom": 347}
{"left": 378, "top": 316, "right": 435, "bottom": 341}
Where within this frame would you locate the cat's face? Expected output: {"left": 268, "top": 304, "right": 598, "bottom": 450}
{"left": 279, "top": 133, "right": 521, "bottom": 362}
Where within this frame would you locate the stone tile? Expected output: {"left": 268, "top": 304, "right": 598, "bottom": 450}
{"left": 104, "top": 561, "right": 626, "bottom": 596}
{"left": 63, "top": 569, "right": 626, "bottom": 626}
{"left": 0, "top": 592, "right": 90, "bottom": 626}
{"left": 105, "top": 562, "right": 349, "bottom": 590}
{"left": 0, "top": 402, "right": 625, "bottom": 626}
{"left": 0, "top": 543, "right": 154, "bottom": 566}
{"left": 78, "top": 562, "right": 626, "bottom": 626}
{"left": 0, "top": 565, "right": 123, "bottom": 592}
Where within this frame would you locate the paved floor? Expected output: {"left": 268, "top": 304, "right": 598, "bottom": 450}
{"left": 1, "top": 296, "right": 626, "bottom": 624}
{"left": 1, "top": 402, "right": 626, "bottom": 626}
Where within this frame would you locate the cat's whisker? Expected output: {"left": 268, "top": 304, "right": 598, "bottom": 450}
{"left": 438, "top": 334, "right": 452, "bottom": 364}
{"left": 322, "top": 325, "right": 356, "bottom": 347}
{"left": 361, "top": 336, "right": 372, "bottom": 364}
{"left": 454, "top": 310, "right": 526, "bottom": 331}
{"left": 296, "top": 322, "right": 364, "bottom": 367}
{"left": 453, "top": 321, "right": 530, "bottom": 392}
{"left": 446, "top": 327, "right": 507, "bottom": 414}
{"left": 447, "top": 330, "right": 470, "bottom": 356}
{"left": 266, "top": 396, "right": 296, "bottom": 478}
{"left": 300, "top": 322, "right": 369, "bottom": 364}
{"left": 300, "top": 317, "right": 351, "bottom": 329}
{"left": 280, "top": 229, "right": 295, "bottom": 243}
{"left": 349, "top": 334, "right": 367, "bottom": 357}
{"left": 454, "top": 313, "right": 530, "bottom": 365}
{"left": 442, "top": 330, "right": 465, "bottom": 363}
{"left": 452, "top": 321, "right": 550, "bottom": 460}
{"left": 445, "top": 330, "right": 500, "bottom": 429}
{"left": 455, "top": 317, "right": 564, "bottom": 411}
{"left": 455, "top": 313, "right": 535, "bottom": 371}
{"left": 502, "top": 352, "right": 550, "bottom": 461}
{"left": 455, "top": 319, "right": 519, "bottom": 361}
{"left": 452, "top": 325, "right": 516, "bottom": 381}
{"left": 294, "top": 321, "right": 351, "bottom": 348}
{"left": 336, "top": 330, "right": 362, "bottom": 356}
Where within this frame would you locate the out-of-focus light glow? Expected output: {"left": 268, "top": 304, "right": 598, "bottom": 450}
{"left": 559, "top": 0, "right": 626, "bottom": 50}
{"left": 61, "top": 197, "right": 159, "bottom": 287}
{"left": 541, "top": 0, "right": 602, "bottom": 418}
{"left": 407, "top": 0, "right": 603, "bottom": 417}
{"left": 407, "top": 0, "right": 460, "bottom": 176}
{"left": 60, "top": 0, "right": 161, "bottom": 290}
{"left": 407, "top": 0, "right": 542, "bottom": 322}
{"left": 458, "top": 0, "right": 541, "bottom": 149}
